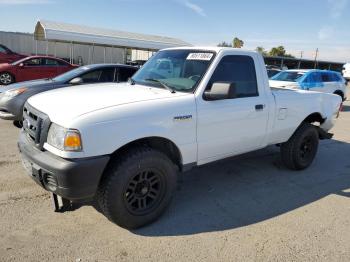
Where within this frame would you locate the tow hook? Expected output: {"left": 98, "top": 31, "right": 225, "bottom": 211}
{"left": 51, "top": 193, "right": 72, "bottom": 212}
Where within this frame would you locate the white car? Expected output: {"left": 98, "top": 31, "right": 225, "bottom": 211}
{"left": 18, "top": 47, "right": 342, "bottom": 229}
{"left": 270, "top": 69, "right": 347, "bottom": 101}
{"left": 343, "top": 63, "right": 350, "bottom": 80}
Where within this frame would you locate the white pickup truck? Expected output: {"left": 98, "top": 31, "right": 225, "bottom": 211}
{"left": 18, "top": 47, "right": 342, "bottom": 229}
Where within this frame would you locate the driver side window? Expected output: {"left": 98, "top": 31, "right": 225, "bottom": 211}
{"left": 207, "top": 55, "right": 258, "bottom": 98}
{"left": 80, "top": 70, "right": 102, "bottom": 83}
{"left": 305, "top": 73, "right": 321, "bottom": 83}
{"left": 0, "top": 46, "right": 6, "bottom": 54}
{"left": 24, "top": 58, "right": 41, "bottom": 66}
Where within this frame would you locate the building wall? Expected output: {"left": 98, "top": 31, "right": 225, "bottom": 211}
{"left": 0, "top": 31, "right": 36, "bottom": 55}
{"left": 0, "top": 31, "right": 127, "bottom": 65}
{"left": 131, "top": 49, "right": 155, "bottom": 61}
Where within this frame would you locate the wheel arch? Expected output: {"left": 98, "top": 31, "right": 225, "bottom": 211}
{"left": 108, "top": 136, "right": 183, "bottom": 171}
{"left": 289, "top": 112, "right": 329, "bottom": 140}
{"left": 302, "top": 112, "right": 325, "bottom": 125}
{"left": 333, "top": 90, "right": 345, "bottom": 101}
{"left": 286, "top": 112, "right": 326, "bottom": 141}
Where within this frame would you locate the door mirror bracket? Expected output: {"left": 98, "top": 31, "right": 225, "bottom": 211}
{"left": 204, "top": 82, "right": 237, "bottom": 101}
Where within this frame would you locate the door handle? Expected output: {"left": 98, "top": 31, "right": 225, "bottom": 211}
{"left": 255, "top": 104, "right": 264, "bottom": 111}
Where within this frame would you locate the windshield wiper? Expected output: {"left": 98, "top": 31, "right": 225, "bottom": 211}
{"left": 144, "top": 78, "right": 176, "bottom": 93}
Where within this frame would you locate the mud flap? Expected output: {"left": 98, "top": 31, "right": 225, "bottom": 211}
{"left": 51, "top": 193, "right": 72, "bottom": 212}
{"left": 317, "top": 127, "right": 333, "bottom": 140}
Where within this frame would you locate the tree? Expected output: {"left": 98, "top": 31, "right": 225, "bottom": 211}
{"left": 233, "top": 37, "right": 244, "bottom": 48}
{"left": 217, "top": 41, "right": 232, "bottom": 47}
{"left": 268, "top": 46, "right": 295, "bottom": 58}
{"left": 255, "top": 46, "right": 268, "bottom": 56}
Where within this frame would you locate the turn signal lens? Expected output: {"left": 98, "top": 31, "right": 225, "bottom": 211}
{"left": 4, "top": 87, "right": 27, "bottom": 98}
{"left": 64, "top": 131, "right": 82, "bottom": 151}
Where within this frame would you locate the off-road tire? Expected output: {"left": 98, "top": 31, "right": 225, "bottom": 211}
{"left": 97, "top": 147, "right": 177, "bottom": 229}
{"left": 280, "top": 123, "right": 319, "bottom": 170}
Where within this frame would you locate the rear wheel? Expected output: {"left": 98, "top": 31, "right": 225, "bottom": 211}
{"left": 97, "top": 147, "right": 177, "bottom": 229}
{"left": 280, "top": 123, "right": 319, "bottom": 170}
{"left": 0, "top": 72, "right": 14, "bottom": 85}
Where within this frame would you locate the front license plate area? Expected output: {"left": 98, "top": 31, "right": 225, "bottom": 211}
{"left": 21, "top": 155, "right": 33, "bottom": 175}
{"left": 21, "top": 155, "right": 42, "bottom": 181}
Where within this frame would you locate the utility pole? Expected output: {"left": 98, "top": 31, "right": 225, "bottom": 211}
{"left": 298, "top": 51, "right": 303, "bottom": 69}
{"left": 314, "top": 48, "right": 319, "bottom": 69}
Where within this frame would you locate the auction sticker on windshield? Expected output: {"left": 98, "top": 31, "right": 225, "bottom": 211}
{"left": 187, "top": 53, "right": 213, "bottom": 61}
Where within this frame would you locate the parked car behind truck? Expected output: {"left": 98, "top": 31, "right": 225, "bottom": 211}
{"left": 18, "top": 47, "right": 342, "bottom": 229}
{"left": 0, "top": 64, "right": 138, "bottom": 125}
{"left": 0, "top": 55, "right": 78, "bottom": 85}
{"left": 343, "top": 63, "right": 350, "bottom": 81}
{"left": 269, "top": 69, "right": 347, "bottom": 101}
{"left": 0, "top": 44, "right": 26, "bottom": 64}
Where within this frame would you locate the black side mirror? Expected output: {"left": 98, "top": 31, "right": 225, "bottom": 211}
{"left": 204, "top": 82, "right": 237, "bottom": 101}
{"left": 69, "top": 77, "right": 83, "bottom": 85}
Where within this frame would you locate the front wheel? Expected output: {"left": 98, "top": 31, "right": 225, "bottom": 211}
{"left": 280, "top": 123, "right": 319, "bottom": 170}
{"left": 13, "top": 121, "right": 23, "bottom": 128}
{"left": 0, "top": 72, "right": 14, "bottom": 85}
{"left": 97, "top": 147, "right": 177, "bottom": 229}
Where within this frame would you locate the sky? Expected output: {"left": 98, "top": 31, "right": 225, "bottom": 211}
{"left": 0, "top": 0, "right": 349, "bottom": 62}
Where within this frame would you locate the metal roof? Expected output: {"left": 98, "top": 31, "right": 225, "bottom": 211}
{"left": 34, "top": 20, "right": 191, "bottom": 50}
{"left": 264, "top": 55, "right": 345, "bottom": 65}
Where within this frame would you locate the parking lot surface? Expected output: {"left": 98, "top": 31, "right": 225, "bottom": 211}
{"left": 0, "top": 101, "right": 349, "bottom": 261}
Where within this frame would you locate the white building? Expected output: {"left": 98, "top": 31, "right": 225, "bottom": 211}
{"left": 0, "top": 20, "right": 190, "bottom": 65}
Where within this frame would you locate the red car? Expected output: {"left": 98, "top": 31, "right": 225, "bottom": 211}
{"left": 0, "top": 56, "right": 78, "bottom": 85}
{"left": 0, "top": 44, "right": 27, "bottom": 64}
{"left": 0, "top": 45, "right": 26, "bottom": 64}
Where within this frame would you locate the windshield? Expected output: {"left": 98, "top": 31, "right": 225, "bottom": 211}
{"left": 132, "top": 49, "right": 216, "bottom": 92}
{"left": 271, "top": 71, "right": 305, "bottom": 82}
{"left": 52, "top": 66, "right": 90, "bottom": 82}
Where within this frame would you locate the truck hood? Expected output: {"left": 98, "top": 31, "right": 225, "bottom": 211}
{"left": 27, "top": 82, "right": 189, "bottom": 125}
{"left": 269, "top": 80, "right": 299, "bottom": 88}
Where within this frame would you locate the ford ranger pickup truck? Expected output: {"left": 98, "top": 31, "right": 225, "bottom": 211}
{"left": 18, "top": 47, "right": 342, "bottom": 229}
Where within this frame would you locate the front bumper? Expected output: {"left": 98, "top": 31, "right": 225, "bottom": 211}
{"left": 0, "top": 95, "right": 25, "bottom": 121}
{"left": 18, "top": 130, "right": 110, "bottom": 200}
{"left": 0, "top": 110, "right": 16, "bottom": 120}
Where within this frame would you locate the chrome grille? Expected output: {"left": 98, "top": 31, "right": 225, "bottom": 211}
{"left": 22, "top": 103, "right": 50, "bottom": 150}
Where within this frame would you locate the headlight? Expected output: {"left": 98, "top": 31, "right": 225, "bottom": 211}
{"left": 4, "top": 87, "right": 27, "bottom": 98}
{"left": 47, "top": 123, "right": 82, "bottom": 152}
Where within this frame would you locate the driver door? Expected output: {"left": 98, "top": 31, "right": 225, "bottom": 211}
{"left": 196, "top": 54, "right": 269, "bottom": 164}
{"left": 17, "top": 58, "right": 43, "bottom": 81}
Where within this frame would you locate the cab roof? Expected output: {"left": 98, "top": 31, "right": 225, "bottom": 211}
{"left": 162, "top": 46, "right": 258, "bottom": 55}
